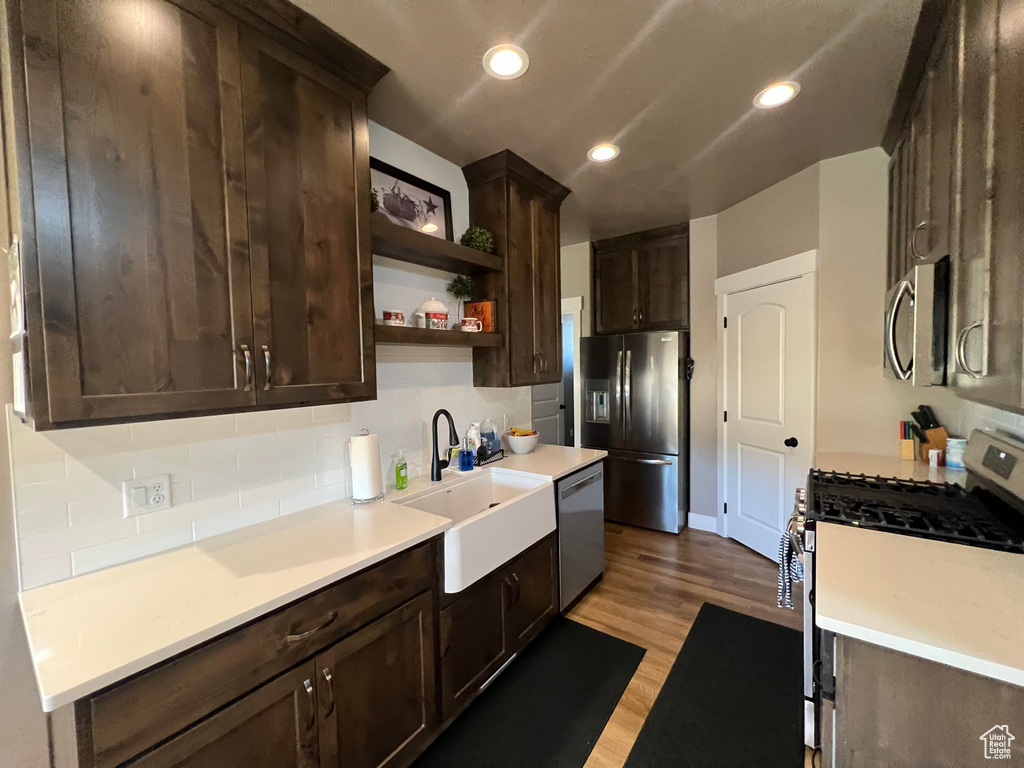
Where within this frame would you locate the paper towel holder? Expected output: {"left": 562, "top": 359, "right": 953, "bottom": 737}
{"left": 351, "top": 428, "right": 386, "bottom": 504}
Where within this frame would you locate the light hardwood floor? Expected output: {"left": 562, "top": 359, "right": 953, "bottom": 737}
{"left": 569, "top": 523, "right": 804, "bottom": 768}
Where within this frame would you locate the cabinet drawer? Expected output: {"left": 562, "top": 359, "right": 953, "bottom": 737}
{"left": 86, "top": 543, "right": 434, "bottom": 768}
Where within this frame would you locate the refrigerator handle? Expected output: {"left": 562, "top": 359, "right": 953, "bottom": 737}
{"left": 624, "top": 349, "right": 632, "bottom": 431}
{"left": 615, "top": 349, "right": 623, "bottom": 411}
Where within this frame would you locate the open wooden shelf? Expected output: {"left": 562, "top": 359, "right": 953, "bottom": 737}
{"left": 370, "top": 216, "right": 503, "bottom": 275}
{"left": 374, "top": 325, "right": 504, "bottom": 348}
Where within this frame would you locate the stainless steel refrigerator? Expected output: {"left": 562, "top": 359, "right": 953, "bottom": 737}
{"left": 581, "top": 331, "right": 691, "bottom": 533}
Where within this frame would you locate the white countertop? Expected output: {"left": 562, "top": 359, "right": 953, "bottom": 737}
{"left": 815, "top": 451, "right": 967, "bottom": 486}
{"left": 20, "top": 496, "right": 452, "bottom": 713}
{"left": 472, "top": 444, "right": 606, "bottom": 480}
{"left": 815, "top": 522, "right": 1024, "bottom": 686}
{"left": 19, "top": 444, "right": 603, "bottom": 713}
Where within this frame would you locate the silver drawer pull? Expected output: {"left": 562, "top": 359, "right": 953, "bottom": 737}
{"left": 321, "top": 668, "right": 336, "bottom": 717}
{"left": 560, "top": 470, "right": 603, "bottom": 500}
{"left": 286, "top": 611, "right": 337, "bottom": 643}
{"left": 262, "top": 345, "right": 272, "bottom": 390}
{"left": 303, "top": 679, "right": 315, "bottom": 732}
{"left": 956, "top": 323, "right": 984, "bottom": 379}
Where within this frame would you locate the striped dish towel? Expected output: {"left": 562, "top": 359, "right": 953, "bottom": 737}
{"left": 777, "top": 532, "right": 804, "bottom": 609}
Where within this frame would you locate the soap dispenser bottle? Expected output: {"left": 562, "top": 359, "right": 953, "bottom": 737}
{"left": 458, "top": 437, "right": 475, "bottom": 471}
{"left": 394, "top": 449, "right": 409, "bottom": 490}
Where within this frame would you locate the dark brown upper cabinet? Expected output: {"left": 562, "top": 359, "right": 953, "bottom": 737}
{"left": 2, "top": 0, "right": 385, "bottom": 428}
{"left": 240, "top": 29, "right": 375, "bottom": 406}
{"left": 462, "top": 151, "right": 571, "bottom": 387}
{"left": 593, "top": 223, "right": 689, "bottom": 335}
{"left": 885, "top": 0, "right": 1024, "bottom": 412}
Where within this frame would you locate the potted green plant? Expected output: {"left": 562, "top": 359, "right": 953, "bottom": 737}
{"left": 459, "top": 225, "right": 494, "bottom": 254}
{"left": 445, "top": 275, "right": 475, "bottom": 323}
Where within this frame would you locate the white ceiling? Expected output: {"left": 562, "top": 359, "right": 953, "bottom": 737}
{"left": 295, "top": 0, "right": 922, "bottom": 244}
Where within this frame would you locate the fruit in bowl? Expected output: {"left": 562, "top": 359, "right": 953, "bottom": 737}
{"left": 505, "top": 428, "right": 539, "bottom": 455}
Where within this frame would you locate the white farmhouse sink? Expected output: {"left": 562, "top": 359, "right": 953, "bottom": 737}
{"left": 400, "top": 468, "right": 555, "bottom": 593}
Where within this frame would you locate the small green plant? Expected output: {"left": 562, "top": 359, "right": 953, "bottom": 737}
{"left": 370, "top": 188, "right": 379, "bottom": 213}
{"left": 446, "top": 275, "right": 476, "bottom": 322}
{"left": 459, "top": 225, "right": 494, "bottom": 254}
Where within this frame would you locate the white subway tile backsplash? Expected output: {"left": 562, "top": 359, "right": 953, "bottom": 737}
{"left": 68, "top": 494, "right": 124, "bottom": 526}
{"left": 192, "top": 500, "right": 280, "bottom": 541}
{"left": 7, "top": 349, "right": 531, "bottom": 585}
{"left": 71, "top": 523, "right": 193, "bottom": 577}
{"left": 16, "top": 505, "right": 69, "bottom": 538}
{"left": 21, "top": 554, "right": 73, "bottom": 590}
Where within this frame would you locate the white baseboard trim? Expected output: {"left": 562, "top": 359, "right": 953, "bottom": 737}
{"left": 686, "top": 513, "right": 719, "bottom": 533}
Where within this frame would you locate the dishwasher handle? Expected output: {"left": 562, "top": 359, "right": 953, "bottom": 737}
{"left": 560, "top": 469, "right": 603, "bottom": 501}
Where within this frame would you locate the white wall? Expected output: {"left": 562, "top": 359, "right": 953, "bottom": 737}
{"left": 7, "top": 121, "right": 529, "bottom": 590}
{"left": 560, "top": 241, "right": 592, "bottom": 338}
{"left": 815, "top": 149, "right": 966, "bottom": 454}
{"left": 688, "top": 216, "right": 718, "bottom": 523}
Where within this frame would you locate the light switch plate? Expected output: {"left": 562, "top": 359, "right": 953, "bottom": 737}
{"left": 123, "top": 474, "right": 172, "bottom": 517}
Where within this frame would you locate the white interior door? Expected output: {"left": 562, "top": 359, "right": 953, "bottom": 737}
{"left": 532, "top": 382, "right": 564, "bottom": 445}
{"left": 724, "top": 275, "right": 814, "bottom": 560}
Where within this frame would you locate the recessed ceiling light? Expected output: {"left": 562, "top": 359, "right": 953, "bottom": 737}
{"left": 587, "top": 143, "right": 620, "bottom": 162}
{"left": 421, "top": 223, "right": 438, "bottom": 233}
{"left": 754, "top": 81, "right": 800, "bottom": 109}
{"left": 483, "top": 44, "right": 529, "bottom": 79}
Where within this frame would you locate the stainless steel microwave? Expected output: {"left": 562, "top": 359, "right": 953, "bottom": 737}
{"left": 883, "top": 256, "right": 950, "bottom": 386}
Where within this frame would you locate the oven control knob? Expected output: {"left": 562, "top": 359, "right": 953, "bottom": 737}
{"left": 796, "top": 501, "right": 807, "bottom": 515}
{"left": 795, "top": 488, "right": 807, "bottom": 503}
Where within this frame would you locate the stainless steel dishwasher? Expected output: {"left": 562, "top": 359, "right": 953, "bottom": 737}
{"left": 557, "top": 461, "right": 605, "bottom": 611}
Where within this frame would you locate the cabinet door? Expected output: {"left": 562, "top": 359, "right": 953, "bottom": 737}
{"left": 504, "top": 537, "right": 558, "bottom": 651}
{"left": 20, "top": 0, "right": 255, "bottom": 423}
{"left": 532, "top": 199, "right": 562, "bottom": 384}
{"left": 440, "top": 573, "right": 508, "bottom": 720}
{"left": 504, "top": 180, "right": 537, "bottom": 386}
{"left": 907, "top": 81, "right": 932, "bottom": 265}
{"left": 637, "top": 237, "right": 689, "bottom": 330}
{"left": 926, "top": 6, "right": 958, "bottom": 259}
{"left": 954, "top": 0, "right": 997, "bottom": 390}
{"left": 957, "top": 0, "right": 1024, "bottom": 408}
{"left": 317, "top": 593, "right": 436, "bottom": 768}
{"left": 129, "top": 663, "right": 318, "bottom": 768}
{"left": 594, "top": 248, "right": 637, "bottom": 334}
{"left": 887, "top": 139, "right": 907, "bottom": 289}
{"left": 241, "top": 30, "right": 376, "bottom": 406}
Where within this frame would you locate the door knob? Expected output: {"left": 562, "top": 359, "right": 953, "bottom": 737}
{"left": 784, "top": 437, "right": 799, "bottom": 448}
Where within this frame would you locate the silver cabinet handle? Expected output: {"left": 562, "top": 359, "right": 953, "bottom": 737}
{"left": 609, "top": 455, "right": 672, "bottom": 466}
{"left": 633, "top": 308, "right": 638, "bottom": 326}
{"left": 239, "top": 344, "right": 253, "bottom": 392}
{"left": 262, "top": 345, "right": 272, "bottom": 390}
{"left": 910, "top": 220, "right": 929, "bottom": 261}
{"left": 638, "top": 307, "right": 644, "bottom": 325}
{"left": 624, "top": 349, "right": 632, "bottom": 427}
{"left": 303, "top": 679, "right": 315, "bottom": 732}
{"left": 884, "top": 280, "right": 913, "bottom": 380}
{"left": 956, "top": 322, "right": 984, "bottom": 379}
{"left": 286, "top": 611, "right": 337, "bottom": 643}
{"left": 615, "top": 350, "right": 623, "bottom": 409}
{"left": 321, "top": 668, "right": 335, "bottom": 717}
{"left": 533, "top": 353, "right": 540, "bottom": 375}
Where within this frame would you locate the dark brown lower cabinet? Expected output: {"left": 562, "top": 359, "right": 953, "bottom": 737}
{"left": 504, "top": 535, "right": 558, "bottom": 648}
{"left": 440, "top": 535, "right": 558, "bottom": 720}
{"left": 316, "top": 593, "right": 437, "bottom": 768}
{"left": 439, "top": 571, "right": 509, "bottom": 719}
{"left": 129, "top": 662, "right": 319, "bottom": 768}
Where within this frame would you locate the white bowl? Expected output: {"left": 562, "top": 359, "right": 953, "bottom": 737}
{"left": 505, "top": 432, "right": 539, "bottom": 455}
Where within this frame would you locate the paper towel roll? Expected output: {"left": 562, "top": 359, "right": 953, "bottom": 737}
{"left": 351, "top": 431, "right": 385, "bottom": 502}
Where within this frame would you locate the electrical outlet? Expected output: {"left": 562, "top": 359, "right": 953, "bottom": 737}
{"left": 123, "top": 474, "right": 172, "bottom": 517}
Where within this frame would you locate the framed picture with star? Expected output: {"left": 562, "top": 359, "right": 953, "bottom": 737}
{"left": 370, "top": 158, "right": 453, "bottom": 241}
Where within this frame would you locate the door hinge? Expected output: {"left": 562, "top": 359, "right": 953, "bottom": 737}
{"left": 723, "top": 411, "right": 727, "bottom": 423}
{"left": 723, "top": 317, "right": 727, "bottom": 329}
{"left": 723, "top": 502, "right": 728, "bottom": 515}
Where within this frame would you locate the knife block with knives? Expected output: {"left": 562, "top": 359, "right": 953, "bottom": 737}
{"left": 911, "top": 405, "right": 948, "bottom": 463}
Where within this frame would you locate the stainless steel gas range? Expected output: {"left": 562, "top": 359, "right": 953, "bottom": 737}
{"left": 789, "top": 430, "right": 1024, "bottom": 758}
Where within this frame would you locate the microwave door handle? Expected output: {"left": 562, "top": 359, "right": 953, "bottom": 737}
{"left": 886, "top": 280, "right": 913, "bottom": 381}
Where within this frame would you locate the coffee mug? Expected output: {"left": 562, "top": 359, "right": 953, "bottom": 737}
{"left": 382, "top": 311, "right": 405, "bottom": 326}
{"left": 460, "top": 318, "right": 483, "bottom": 332}
{"left": 424, "top": 312, "right": 448, "bottom": 330}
